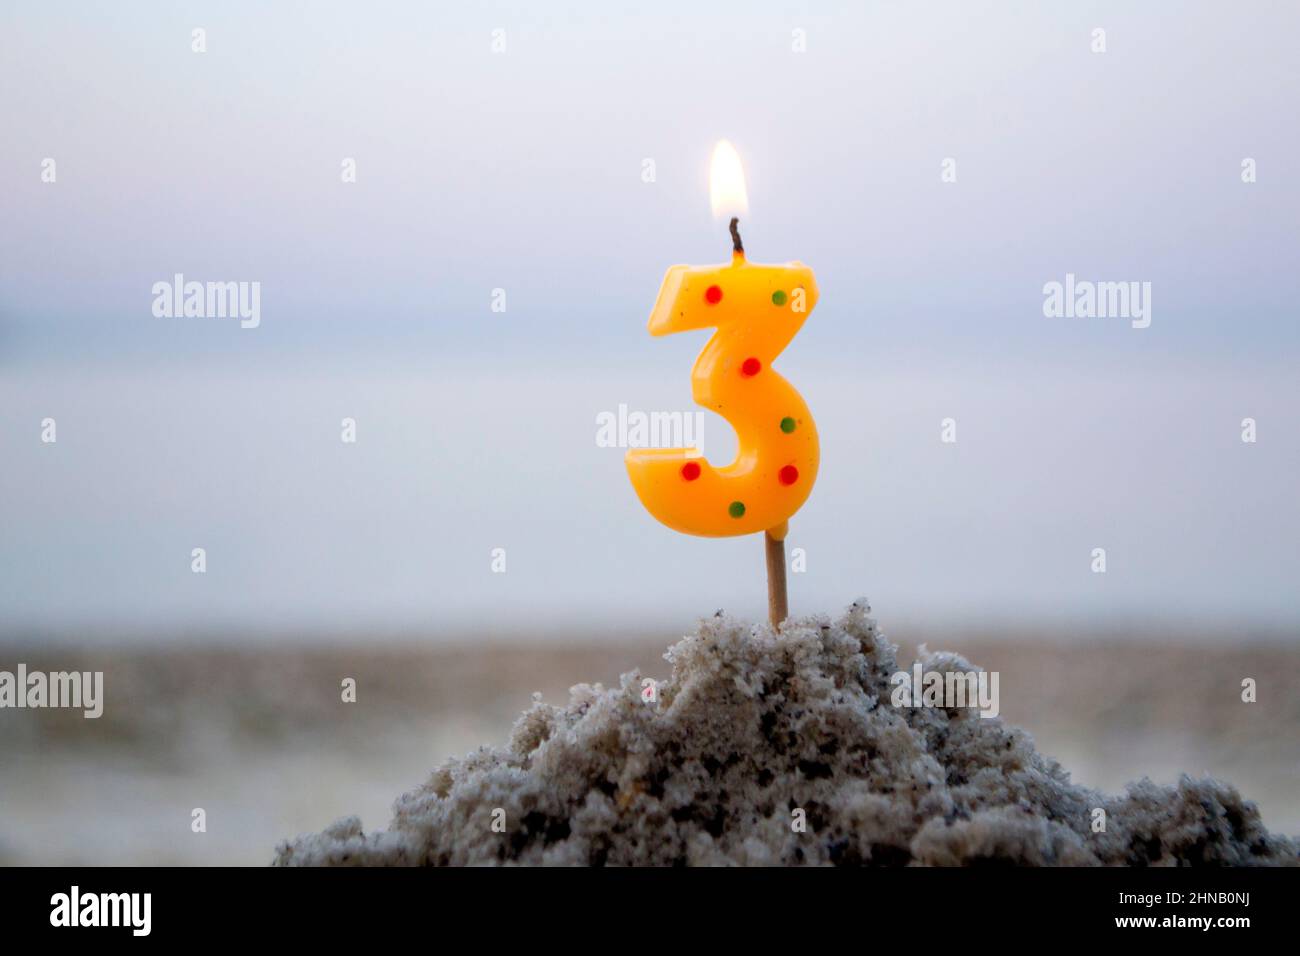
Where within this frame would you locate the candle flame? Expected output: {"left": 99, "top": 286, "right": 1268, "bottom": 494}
{"left": 709, "top": 140, "right": 749, "bottom": 221}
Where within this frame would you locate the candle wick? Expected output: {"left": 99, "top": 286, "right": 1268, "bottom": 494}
{"left": 729, "top": 217, "right": 744, "bottom": 256}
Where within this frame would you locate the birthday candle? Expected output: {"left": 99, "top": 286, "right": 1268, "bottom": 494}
{"left": 626, "top": 143, "right": 820, "bottom": 545}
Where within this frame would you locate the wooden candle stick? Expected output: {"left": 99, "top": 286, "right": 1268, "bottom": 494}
{"left": 765, "top": 525, "right": 789, "bottom": 630}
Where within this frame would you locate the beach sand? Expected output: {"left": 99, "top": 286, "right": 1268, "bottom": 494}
{"left": 273, "top": 602, "right": 1297, "bottom": 866}
{"left": 2, "top": 606, "right": 1297, "bottom": 865}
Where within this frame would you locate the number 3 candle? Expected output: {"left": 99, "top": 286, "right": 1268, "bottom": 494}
{"left": 626, "top": 141, "right": 820, "bottom": 628}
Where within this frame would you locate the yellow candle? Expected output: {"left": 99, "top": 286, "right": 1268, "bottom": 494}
{"left": 626, "top": 145, "right": 819, "bottom": 540}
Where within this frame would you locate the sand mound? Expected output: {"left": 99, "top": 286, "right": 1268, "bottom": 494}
{"left": 273, "top": 601, "right": 1298, "bottom": 866}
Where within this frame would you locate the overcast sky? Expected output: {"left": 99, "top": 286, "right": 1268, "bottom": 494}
{"left": 2, "top": 1, "right": 1297, "bottom": 640}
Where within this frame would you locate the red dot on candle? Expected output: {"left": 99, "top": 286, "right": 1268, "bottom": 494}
{"left": 680, "top": 461, "right": 701, "bottom": 481}
{"left": 779, "top": 465, "right": 799, "bottom": 485}
{"left": 705, "top": 285, "right": 723, "bottom": 304}
{"left": 741, "top": 357, "right": 762, "bottom": 376}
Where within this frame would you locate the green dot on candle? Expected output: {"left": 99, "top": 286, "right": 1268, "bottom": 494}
{"left": 728, "top": 501, "right": 746, "bottom": 519}
{"left": 772, "top": 290, "right": 788, "bottom": 306}
{"left": 780, "top": 417, "right": 797, "bottom": 433}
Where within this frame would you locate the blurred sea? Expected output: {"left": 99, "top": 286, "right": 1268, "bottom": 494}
{"left": 4, "top": 357, "right": 1297, "bottom": 640}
